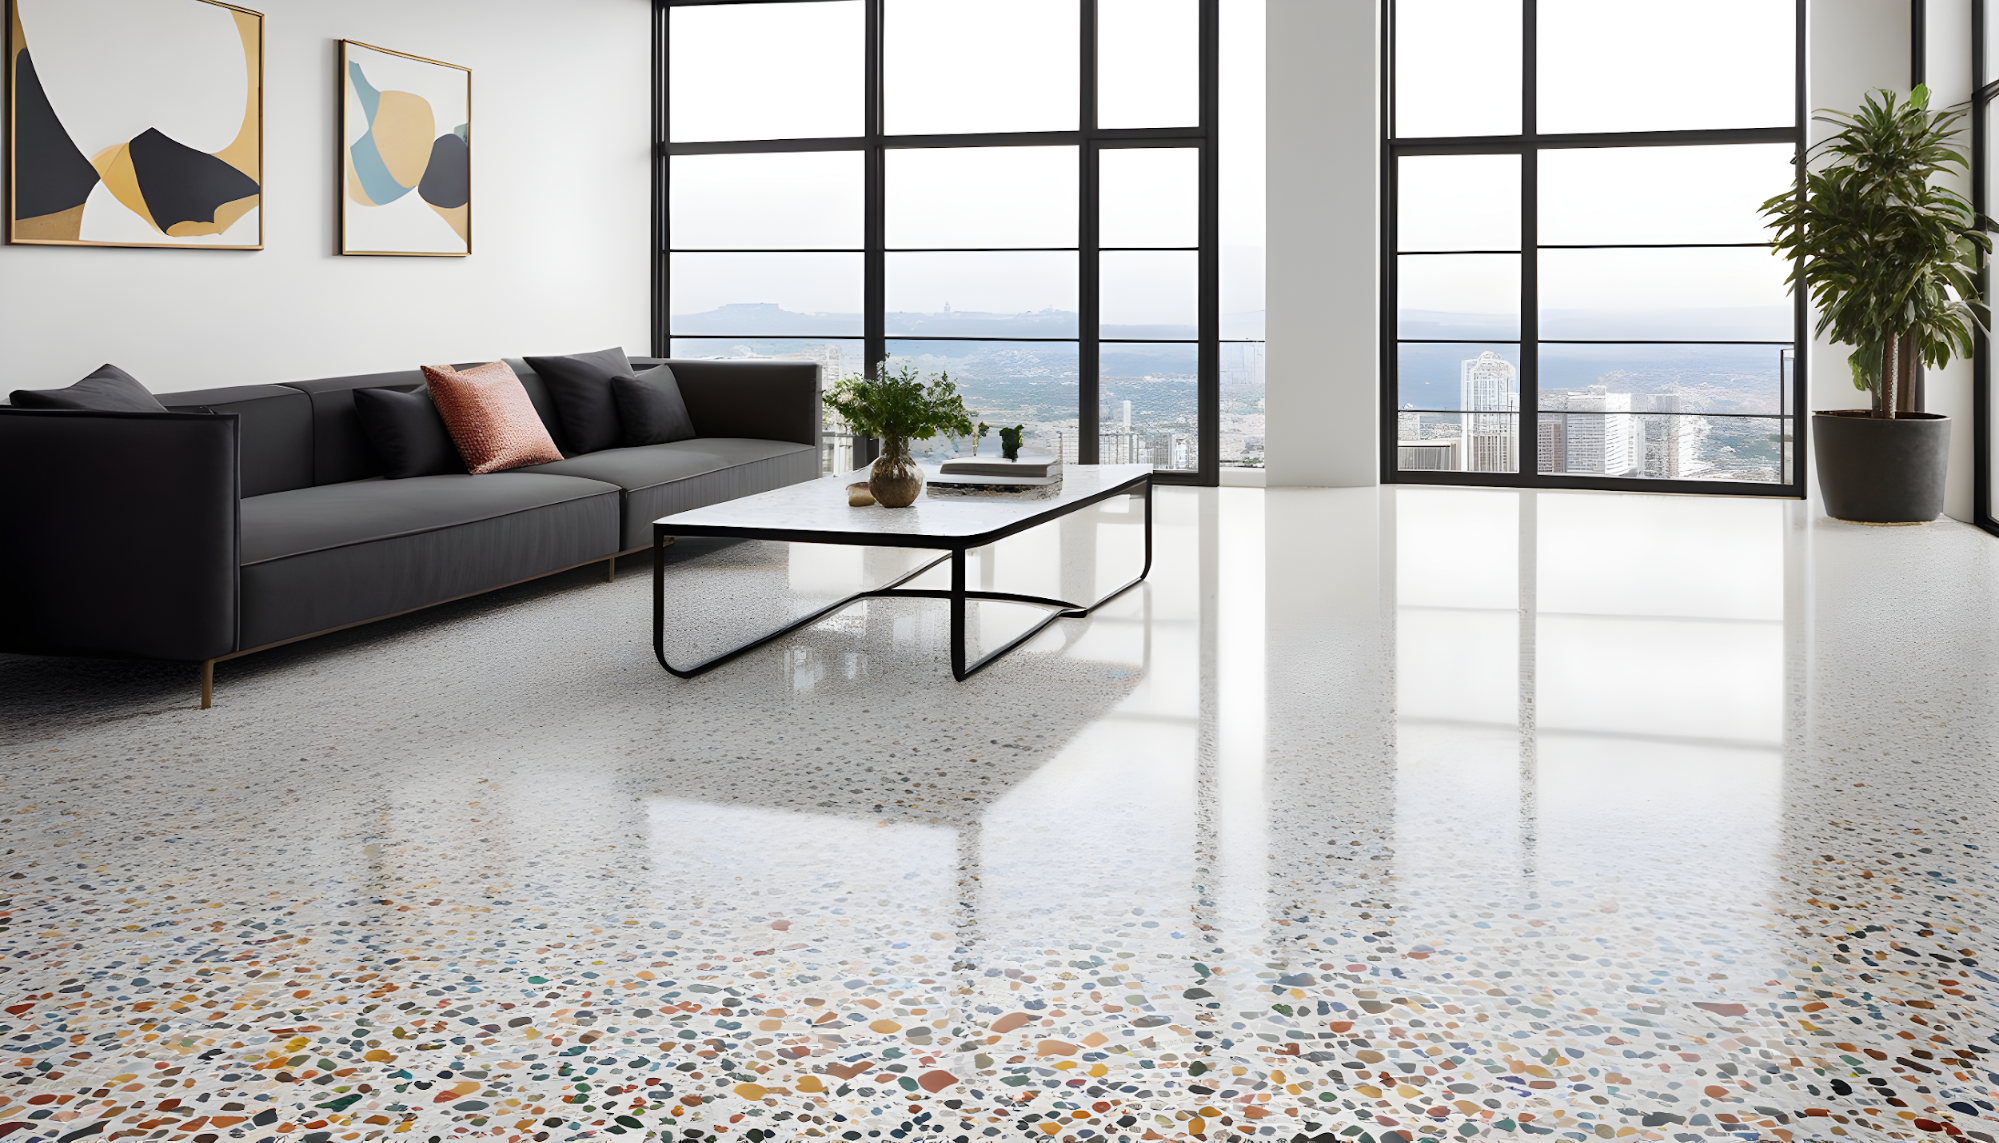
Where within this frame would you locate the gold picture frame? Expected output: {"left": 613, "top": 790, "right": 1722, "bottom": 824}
{"left": 339, "top": 39, "right": 471, "bottom": 257}
{"left": 7, "top": 0, "right": 264, "bottom": 250}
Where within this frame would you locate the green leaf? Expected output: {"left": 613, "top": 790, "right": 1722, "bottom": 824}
{"left": 1848, "top": 343, "right": 1882, "bottom": 392}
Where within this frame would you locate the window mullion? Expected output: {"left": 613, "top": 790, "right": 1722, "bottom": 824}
{"left": 1520, "top": 0, "right": 1540, "bottom": 475}
{"left": 1080, "top": 0, "right": 1101, "bottom": 464}
{"left": 863, "top": 0, "right": 886, "bottom": 466}
{"left": 654, "top": 0, "right": 669, "bottom": 357}
{"left": 1197, "top": 0, "right": 1220, "bottom": 484}
{"left": 1976, "top": 0, "right": 1994, "bottom": 531}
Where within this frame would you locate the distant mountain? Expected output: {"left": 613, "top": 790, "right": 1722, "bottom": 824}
{"left": 671, "top": 303, "right": 1262, "bottom": 343}
{"left": 1397, "top": 307, "right": 1793, "bottom": 342}
{"left": 671, "top": 303, "right": 860, "bottom": 336}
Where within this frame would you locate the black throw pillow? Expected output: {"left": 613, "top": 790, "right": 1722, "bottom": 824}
{"left": 611, "top": 365, "right": 697, "bottom": 446}
{"left": 10, "top": 364, "right": 166, "bottom": 412}
{"left": 354, "top": 386, "right": 466, "bottom": 479}
{"left": 523, "top": 347, "right": 630, "bottom": 455}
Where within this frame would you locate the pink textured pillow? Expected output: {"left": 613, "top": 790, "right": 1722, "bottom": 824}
{"left": 421, "top": 361, "right": 563, "bottom": 474}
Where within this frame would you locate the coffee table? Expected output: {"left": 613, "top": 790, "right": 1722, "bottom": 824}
{"left": 651, "top": 464, "right": 1153, "bottom": 680}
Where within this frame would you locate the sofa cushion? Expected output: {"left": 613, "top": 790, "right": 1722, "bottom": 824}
{"left": 524, "top": 347, "right": 630, "bottom": 455}
{"left": 612, "top": 365, "right": 696, "bottom": 446}
{"left": 423, "top": 361, "right": 564, "bottom": 474}
{"left": 11, "top": 364, "right": 167, "bottom": 412}
{"left": 237, "top": 472, "right": 620, "bottom": 649}
{"left": 159, "top": 384, "right": 316, "bottom": 497}
{"left": 354, "top": 386, "right": 464, "bottom": 478}
{"left": 520, "top": 438, "right": 819, "bottom": 550}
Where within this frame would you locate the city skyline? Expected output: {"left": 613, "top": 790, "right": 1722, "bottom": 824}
{"left": 1400, "top": 351, "right": 1781, "bottom": 483}
{"left": 666, "top": 304, "right": 1268, "bottom": 471}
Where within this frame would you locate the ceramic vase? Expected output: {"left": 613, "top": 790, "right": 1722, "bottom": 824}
{"left": 869, "top": 435, "right": 924, "bottom": 507}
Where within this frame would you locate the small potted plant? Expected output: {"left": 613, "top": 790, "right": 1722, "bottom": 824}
{"left": 823, "top": 359, "right": 975, "bottom": 507}
{"left": 998, "top": 424, "right": 1026, "bottom": 460}
{"left": 1762, "top": 86, "right": 1991, "bottom": 523}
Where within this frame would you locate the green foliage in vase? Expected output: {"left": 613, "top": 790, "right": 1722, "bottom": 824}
{"left": 999, "top": 424, "right": 1025, "bottom": 460}
{"left": 823, "top": 358, "right": 976, "bottom": 442}
{"left": 1761, "top": 86, "right": 1992, "bottom": 418}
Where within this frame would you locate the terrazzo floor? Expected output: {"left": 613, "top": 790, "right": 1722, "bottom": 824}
{"left": 4, "top": 486, "right": 1998, "bottom": 1143}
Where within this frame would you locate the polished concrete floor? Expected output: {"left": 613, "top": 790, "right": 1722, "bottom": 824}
{"left": 4, "top": 486, "right": 1998, "bottom": 1143}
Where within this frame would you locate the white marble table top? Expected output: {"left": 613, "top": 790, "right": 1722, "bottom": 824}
{"left": 653, "top": 463, "right": 1151, "bottom": 544}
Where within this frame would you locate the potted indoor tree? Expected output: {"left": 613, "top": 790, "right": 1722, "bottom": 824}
{"left": 824, "top": 359, "right": 975, "bottom": 507}
{"left": 1762, "top": 86, "right": 1990, "bottom": 523}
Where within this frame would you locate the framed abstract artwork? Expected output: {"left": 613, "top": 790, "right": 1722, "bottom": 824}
{"left": 7, "top": 0, "right": 264, "bottom": 249}
{"left": 341, "top": 41, "right": 470, "bottom": 257}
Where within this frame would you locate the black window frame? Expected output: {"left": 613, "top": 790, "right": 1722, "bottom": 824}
{"left": 1379, "top": 0, "right": 1810, "bottom": 496}
{"left": 654, "top": 0, "right": 1224, "bottom": 486}
{"left": 1975, "top": 0, "right": 1999, "bottom": 537}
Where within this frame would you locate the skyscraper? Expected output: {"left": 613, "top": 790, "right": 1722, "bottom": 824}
{"left": 1560, "top": 385, "right": 1636, "bottom": 475}
{"left": 1458, "top": 351, "right": 1517, "bottom": 472}
{"left": 1642, "top": 391, "right": 1709, "bottom": 478}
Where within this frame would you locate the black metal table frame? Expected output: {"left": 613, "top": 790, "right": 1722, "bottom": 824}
{"left": 653, "top": 472, "right": 1153, "bottom": 681}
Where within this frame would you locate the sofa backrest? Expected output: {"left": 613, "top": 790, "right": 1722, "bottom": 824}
{"left": 279, "top": 360, "right": 567, "bottom": 486}
{"left": 157, "top": 385, "right": 314, "bottom": 497}
{"left": 652, "top": 359, "right": 821, "bottom": 448}
{"left": 100, "top": 358, "right": 809, "bottom": 496}
{"left": 279, "top": 369, "right": 432, "bottom": 487}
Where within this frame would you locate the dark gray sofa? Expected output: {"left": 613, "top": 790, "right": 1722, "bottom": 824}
{"left": 0, "top": 357, "right": 820, "bottom": 706}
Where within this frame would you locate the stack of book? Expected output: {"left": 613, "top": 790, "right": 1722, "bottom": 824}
{"left": 928, "top": 453, "right": 1064, "bottom": 499}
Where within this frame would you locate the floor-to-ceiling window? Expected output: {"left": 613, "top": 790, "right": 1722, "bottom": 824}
{"left": 660, "top": 0, "right": 1264, "bottom": 485}
{"left": 1383, "top": 0, "right": 1807, "bottom": 494}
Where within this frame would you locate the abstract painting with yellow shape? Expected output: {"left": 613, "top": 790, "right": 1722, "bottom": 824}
{"left": 341, "top": 41, "right": 470, "bottom": 257}
{"left": 8, "top": 0, "right": 262, "bottom": 249}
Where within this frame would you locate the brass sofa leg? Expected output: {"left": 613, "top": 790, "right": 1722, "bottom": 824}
{"left": 200, "top": 660, "right": 215, "bottom": 710}
{"left": 606, "top": 558, "right": 617, "bottom": 583}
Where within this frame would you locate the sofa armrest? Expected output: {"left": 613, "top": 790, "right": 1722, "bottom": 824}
{"left": 0, "top": 409, "right": 240, "bottom": 662}
{"left": 657, "top": 359, "right": 821, "bottom": 448}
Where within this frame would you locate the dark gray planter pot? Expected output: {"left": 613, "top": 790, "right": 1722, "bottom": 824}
{"left": 1812, "top": 410, "right": 1950, "bottom": 523}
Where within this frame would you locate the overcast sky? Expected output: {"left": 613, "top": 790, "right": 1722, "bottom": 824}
{"left": 667, "top": 0, "right": 1264, "bottom": 326}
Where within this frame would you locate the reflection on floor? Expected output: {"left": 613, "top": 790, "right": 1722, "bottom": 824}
{"left": 4, "top": 486, "right": 1999, "bottom": 1143}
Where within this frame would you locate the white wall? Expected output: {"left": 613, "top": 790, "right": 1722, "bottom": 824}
{"left": 0, "top": 0, "right": 652, "bottom": 396}
{"left": 1263, "top": 0, "right": 1378, "bottom": 488}
{"left": 1804, "top": 0, "right": 1917, "bottom": 504}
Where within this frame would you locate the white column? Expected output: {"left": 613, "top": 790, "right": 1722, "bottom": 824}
{"left": 1264, "top": 0, "right": 1379, "bottom": 487}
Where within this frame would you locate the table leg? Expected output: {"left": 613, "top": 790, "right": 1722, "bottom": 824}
{"left": 655, "top": 532, "right": 951, "bottom": 679}
{"left": 950, "top": 546, "right": 968, "bottom": 680}
{"left": 940, "top": 478, "right": 1153, "bottom": 681}
{"left": 652, "top": 526, "right": 668, "bottom": 671}
{"left": 1142, "top": 474, "right": 1154, "bottom": 580}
